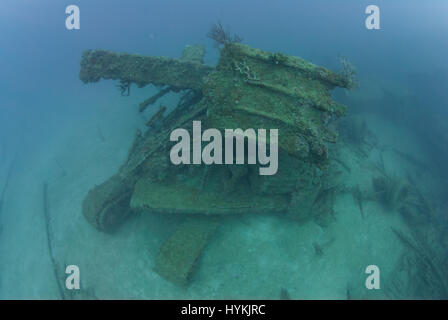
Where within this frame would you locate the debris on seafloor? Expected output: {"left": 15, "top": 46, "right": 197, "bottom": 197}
{"left": 43, "top": 182, "right": 100, "bottom": 300}
{"left": 339, "top": 116, "right": 378, "bottom": 159}
{"left": 0, "top": 154, "right": 16, "bottom": 216}
{"left": 146, "top": 104, "right": 166, "bottom": 128}
{"left": 312, "top": 237, "right": 335, "bottom": 257}
{"left": 97, "top": 125, "right": 106, "bottom": 143}
{"left": 333, "top": 157, "right": 351, "bottom": 173}
{"left": 346, "top": 283, "right": 351, "bottom": 300}
{"left": 154, "top": 218, "right": 220, "bottom": 287}
{"left": 370, "top": 154, "right": 410, "bottom": 212}
{"left": 279, "top": 288, "right": 291, "bottom": 300}
{"left": 392, "top": 148, "right": 429, "bottom": 174}
{"left": 66, "top": 286, "right": 98, "bottom": 300}
{"left": 372, "top": 174, "right": 409, "bottom": 212}
{"left": 313, "top": 242, "right": 324, "bottom": 256}
{"left": 139, "top": 87, "right": 172, "bottom": 113}
{"left": 369, "top": 154, "right": 437, "bottom": 228}
{"left": 389, "top": 227, "right": 448, "bottom": 299}
{"left": 42, "top": 182, "right": 66, "bottom": 300}
{"left": 78, "top": 28, "right": 354, "bottom": 287}
{"left": 351, "top": 185, "right": 365, "bottom": 219}
{"left": 312, "top": 184, "right": 339, "bottom": 228}
{"left": 340, "top": 117, "right": 368, "bottom": 146}
{"left": 404, "top": 173, "right": 436, "bottom": 222}
{"left": 55, "top": 159, "right": 67, "bottom": 177}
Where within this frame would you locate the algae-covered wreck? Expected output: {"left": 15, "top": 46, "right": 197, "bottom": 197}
{"left": 79, "top": 35, "right": 353, "bottom": 286}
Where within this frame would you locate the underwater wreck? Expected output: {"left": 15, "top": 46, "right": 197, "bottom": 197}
{"left": 79, "top": 35, "right": 353, "bottom": 287}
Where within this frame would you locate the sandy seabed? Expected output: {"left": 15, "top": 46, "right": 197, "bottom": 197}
{"left": 0, "top": 82, "right": 444, "bottom": 299}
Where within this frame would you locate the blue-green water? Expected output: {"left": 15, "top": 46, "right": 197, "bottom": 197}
{"left": 0, "top": 0, "right": 447, "bottom": 299}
